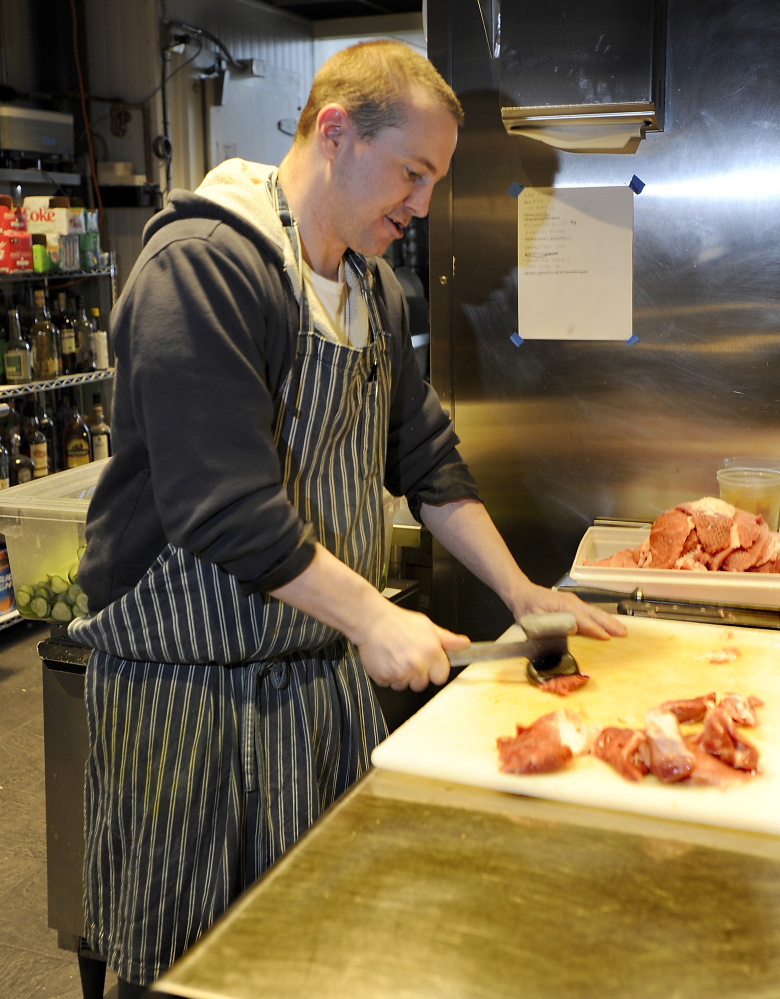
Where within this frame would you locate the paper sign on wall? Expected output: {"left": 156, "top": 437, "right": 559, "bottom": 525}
{"left": 517, "top": 186, "right": 633, "bottom": 341}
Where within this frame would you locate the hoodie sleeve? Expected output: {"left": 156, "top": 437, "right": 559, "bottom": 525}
{"left": 88, "top": 216, "right": 316, "bottom": 601}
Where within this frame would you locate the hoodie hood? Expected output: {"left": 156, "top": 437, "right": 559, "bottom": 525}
{"left": 140, "top": 160, "right": 299, "bottom": 301}
{"left": 195, "top": 159, "right": 302, "bottom": 298}
{"left": 146, "top": 158, "right": 373, "bottom": 346}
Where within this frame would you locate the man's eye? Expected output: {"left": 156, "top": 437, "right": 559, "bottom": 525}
{"left": 407, "top": 169, "right": 421, "bottom": 181}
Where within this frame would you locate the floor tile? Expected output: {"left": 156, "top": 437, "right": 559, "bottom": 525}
{"left": 0, "top": 941, "right": 86, "bottom": 999}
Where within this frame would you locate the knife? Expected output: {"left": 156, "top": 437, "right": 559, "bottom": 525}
{"left": 557, "top": 584, "right": 780, "bottom": 630}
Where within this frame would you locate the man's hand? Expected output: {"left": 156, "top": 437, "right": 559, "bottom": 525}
{"left": 352, "top": 600, "right": 470, "bottom": 691}
{"left": 511, "top": 581, "right": 627, "bottom": 640}
{"left": 270, "top": 542, "right": 470, "bottom": 691}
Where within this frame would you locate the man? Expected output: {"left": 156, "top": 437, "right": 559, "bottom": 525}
{"left": 70, "top": 40, "right": 624, "bottom": 996}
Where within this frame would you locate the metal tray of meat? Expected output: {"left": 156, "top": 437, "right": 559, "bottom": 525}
{"left": 570, "top": 526, "right": 780, "bottom": 608}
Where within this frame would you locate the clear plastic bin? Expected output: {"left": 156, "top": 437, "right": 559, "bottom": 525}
{"left": 0, "top": 460, "right": 110, "bottom": 622}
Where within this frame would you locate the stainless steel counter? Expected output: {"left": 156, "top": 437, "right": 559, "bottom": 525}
{"left": 150, "top": 766, "right": 780, "bottom": 999}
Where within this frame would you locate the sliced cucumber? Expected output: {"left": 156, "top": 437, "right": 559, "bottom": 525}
{"left": 15, "top": 588, "right": 32, "bottom": 609}
{"left": 49, "top": 575, "right": 69, "bottom": 594}
{"left": 75, "top": 591, "right": 89, "bottom": 614}
{"left": 29, "top": 596, "right": 51, "bottom": 618}
{"left": 68, "top": 563, "right": 79, "bottom": 583}
{"left": 67, "top": 583, "right": 81, "bottom": 605}
{"left": 51, "top": 600, "right": 73, "bottom": 622}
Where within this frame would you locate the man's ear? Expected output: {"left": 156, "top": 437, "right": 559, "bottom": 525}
{"left": 315, "top": 104, "right": 352, "bottom": 161}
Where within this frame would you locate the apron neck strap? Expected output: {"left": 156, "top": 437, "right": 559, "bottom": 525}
{"left": 270, "top": 174, "right": 384, "bottom": 345}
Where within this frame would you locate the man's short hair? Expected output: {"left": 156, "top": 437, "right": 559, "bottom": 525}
{"left": 295, "top": 39, "right": 464, "bottom": 142}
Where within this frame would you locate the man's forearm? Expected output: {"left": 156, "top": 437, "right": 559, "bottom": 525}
{"left": 419, "top": 498, "right": 627, "bottom": 640}
{"left": 269, "top": 539, "right": 470, "bottom": 689}
{"left": 269, "top": 541, "right": 387, "bottom": 644}
{"left": 419, "top": 498, "right": 533, "bottom": 617}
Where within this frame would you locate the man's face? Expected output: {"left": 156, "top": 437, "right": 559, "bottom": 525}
{"left": 326, "top": 88, "right": 459, "bottom": 258}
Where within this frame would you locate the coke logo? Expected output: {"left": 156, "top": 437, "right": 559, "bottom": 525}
{"left": 27, "top": 207, "right": 56, "bottom": 223}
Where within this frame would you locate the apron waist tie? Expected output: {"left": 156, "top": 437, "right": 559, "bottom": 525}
{"left": 259, "top": 661, "right": 292, "bottom": 690}
{"left": 240, "top": 638, "right": 352, "bottom": 791}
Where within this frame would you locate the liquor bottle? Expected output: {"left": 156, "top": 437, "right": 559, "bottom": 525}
{"left": 62, "top": 399, "right": 91, "bottom": 468}
{"left": 38, "top": 399, "right": 58, "bottom": 473}
{"left": 75, "top": 298, "right": 95, "bottom": 372}
{"left": 53, "top": 291, "right": 67, "bottom": 326}
{"left": 90, "top": 403, "right": 112, "bottom": 461}
{"left": 55, "top": 393, "right": 72, "bottom": 443}
{"left": 21, "top": 400, "right": 48, "bottom": 478}
{"left": 90, "top": 307, "right": 110, "bottom": 369}
{"left": 20, "top": 397, "right": 37, "bottom": 455}
{"left": 4, "top": 309, "right": 32, "bottom": 385}
{"left": 30, "top": 289, "right": 62, "bottom": 380}
{"left": 57, "top": 293, "right": 78, "bottom": 375}
{"left": 30, "top": 423, "right": 49, "bottom": 478}
{"left": 0, "top": 439, "right": 9, "bottom": 489}
{"left": 9, "top": 434, "right": 34, "bottom": 485}
{"left": 1, "top": 399, "right": 21, "bottom": 449}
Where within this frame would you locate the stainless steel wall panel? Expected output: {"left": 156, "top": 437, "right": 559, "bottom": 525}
{"left": 428, "top": 0, "right": 780, "bottom": 638}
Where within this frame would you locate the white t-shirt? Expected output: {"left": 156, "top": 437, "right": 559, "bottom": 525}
{"left": 303, "top": 261, "right": 368, "bottom": 348}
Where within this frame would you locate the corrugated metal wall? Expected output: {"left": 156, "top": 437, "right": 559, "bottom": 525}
{"left": 81, "top": 0, "right": 314, "bottom": 282}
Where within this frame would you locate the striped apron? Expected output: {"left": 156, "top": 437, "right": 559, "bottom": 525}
{"left": 70, "top": 189, "right": 391, "bottom": 985}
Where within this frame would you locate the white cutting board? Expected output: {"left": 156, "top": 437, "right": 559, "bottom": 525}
{"left": 371, "top": 617, "right": 780, "bottom": 835}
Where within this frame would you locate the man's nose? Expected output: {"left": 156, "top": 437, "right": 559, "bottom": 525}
{"left": 406, "top": 181, "right": 434, "bottom": 219}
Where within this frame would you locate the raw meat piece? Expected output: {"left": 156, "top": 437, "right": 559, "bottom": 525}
{"left": 496, "top": 709, "right": 591, "bottom": 775}
{"left": 646, "top": 508, "right": 691, "bottom": 569}
{"left": 599, "top": 548, "right": 639, "bottom": 568}
{"left": 721, "top": 511, "right": 765, "bottom": 571}
{"left": 684, "top": 738, "right": 752, "bottom": 788}
{"left": 644, "top": 708, "right": 696, "bottom": 783}
{"left": 752, "top": 532, "right": 780, "bottom": 572}
{"left": 591, "top": 727, "right": 650, "bottom": 782}
{"left": 717, "top": 693, "right": 763, "bottom": 727}
{"left": 698, "top": 705, "right": 761, "bottom": 772}
{"left": 537, "top": 673, "right": 591, "bottom": 696}
{"left": 658, "top": 692, "right": 717, "bottom": 724}
{"left": 677, "top": 498, "right": 738, "bottom": 555}
{"left": 734, "top": 508, "right": 763, "bottom": 548}
{"left": 588, "top": 496, "right": 780, "bottom": 574}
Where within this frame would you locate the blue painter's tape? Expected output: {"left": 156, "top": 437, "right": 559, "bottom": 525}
{"left": 625, "top": 334, "right": 640, "bottom": 345}
{"left": 629, "top": 175, "right": 645, "bottom": 195}
{"left": 510, "top": 332, "right": 524, "bottom": 347}
{"left": 507, "top": 182, "right": 525, "bottom": 199}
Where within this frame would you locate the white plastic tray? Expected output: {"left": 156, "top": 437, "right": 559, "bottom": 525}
{"left": 570, "top": 526, "right": 780, "bottom": 607}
